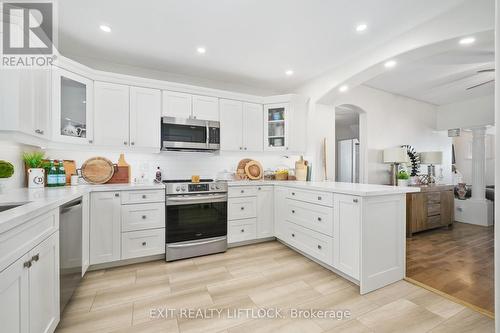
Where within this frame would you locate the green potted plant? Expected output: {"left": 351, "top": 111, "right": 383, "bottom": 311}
{"left": 22, "top": 151, "right": 46, "bottom": 188}
{"left": 0, "top": 160, "right": 14, "bottom": 193}
{"left": 397, "top": 170, "right": 410, "bottom": 187}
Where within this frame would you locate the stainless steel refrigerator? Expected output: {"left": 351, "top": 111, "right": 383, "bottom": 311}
{"left": 337, "top": 139, "right": 360, "bottom": 183}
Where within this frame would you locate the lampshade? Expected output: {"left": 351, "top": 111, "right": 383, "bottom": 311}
{"left": 420, "top": 151, "right": 443, "bottom": 165}
{"left": 383, "top": 147, "right": 409, "bottom": 163}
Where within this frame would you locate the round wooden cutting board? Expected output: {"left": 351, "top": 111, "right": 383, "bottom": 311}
{"left": 81, "top": 157, "right": 115, "bottom": 184}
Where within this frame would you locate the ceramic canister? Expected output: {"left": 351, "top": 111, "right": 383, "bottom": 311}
{"left": 28, "top": 168, "right": 45, "bottom": 188}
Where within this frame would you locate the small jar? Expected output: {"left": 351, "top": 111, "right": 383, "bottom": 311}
{"left": 70, "top": 174, "right": 79, "bottom": 186}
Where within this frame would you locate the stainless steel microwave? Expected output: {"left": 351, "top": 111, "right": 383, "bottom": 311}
{"left": 161, "top": 117, "right": 220, "bottom": 151}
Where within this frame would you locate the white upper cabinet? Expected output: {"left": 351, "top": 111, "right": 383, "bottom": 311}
{"left": 94, "top": 82, "right": 130, "bottom": 147}
{"left": 192, "top": 95, "right": 219, "bottom": 121}
{"left": 162, "top": 91, "right": 192, "bottom": 118}
{"left": 219, "top": 99, "right": 243, "bottom": 151}
{"left": 242, "top": 102, "right": 263, "bottom": 152}
{"left": 264, "top": 103, "right": 289, "bottom": 151}
{"left": 52, "top": 67, "right": 94, "bottom": 144}
{"left": 219, "top": 99, "right": 263, "bottom": 152}
{"left": 130, "top": 87, "right": 161, "bottom": 149}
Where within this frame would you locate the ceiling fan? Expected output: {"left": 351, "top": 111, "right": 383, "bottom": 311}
{"left": 466, "top": 68, "right": 495, "bottom": 90}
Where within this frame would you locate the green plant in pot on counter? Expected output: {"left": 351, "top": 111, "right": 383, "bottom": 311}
{"left": 0, "top": 160, "right": 14, "bottom": 193}
{"left": 22, "top": 151, "right": 46, "bottom": 188}
{"left": 397, "top": 170, "right": 410, "bottom": 187}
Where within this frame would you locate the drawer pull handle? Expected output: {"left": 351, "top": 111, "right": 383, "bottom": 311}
{"left": 142, "top": 195, "right": 147, "bottom": 199}
{"left": 291, "top": 233, "right": 295, "bottom": 237}
{"left": 142, "top": 242, "right": 147, "bottom": 246}
{"left": 31, "top": 254, "right": 39, "bottom": 262}
{"left": 353, "top": 198, "right": 358, "bottom": 203}
{"left": 318, "top": 196, "right": 322, "bottom": 200}
{"left": 258, "top": 187, "right": 261, "bottom": 190}
{"left": 317, "top": 217, "right": 322, "bottom": 222}
{"left": 142, "top": 215, "right": 147, "bottom": 219}
{"left": 241, "top": 207, "right": 245, "bottom": 210}
{"left": 292, "top": 210, "right": 295, "bottom": 213}
{"left": 241, "top": 229, "right": 245, "bottom": 233}
{"left": 241, "top": 190, "right": 245, "bottom": 193}
{"left": 124, "top": 141, "right": 128, "bottom": 145}
{"left": 292, "top": 192, "right": 295, "bottom": 196}
{"left": 317, "top": 245, "right": 322, "bottom": 250}
{"left": 24, "top": 261, "right": 32, "bottom": 268}
{"left": 115, "top": 193, "right": 120, "bottom": 197}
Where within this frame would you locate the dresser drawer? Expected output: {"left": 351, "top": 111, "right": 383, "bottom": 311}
{"left": 228, "top": 197, "right": 257, "bottom": 220}
{"left": 427, "top": 203, "right": 441, "bottom": 216}
{"left": 426, "top": 215, "right": 442, "bottom": 228}
{"left": 426, "top": 192, "right": 441, "bottom": 204}
{"left": 228, "top": 186, "right": 258, "bottom": 198}
{"left": 228, "top": 218, "right": 257, "bottom": 243}
{"left": 283, "top": 221, "right": 333, "bottom": 266}
{"left": 121, "top": 190, "right": 165, "bottom": 204}
{"left": 286, "top": 188, "right": 333, "bottom": 207}
{"left": 285, "top": 199, "right": 333, "bottom": 236}
{"left": 121, "top": 202, "right": 165, "bottom": 232}
{"left": 121, "top": 228, "right": 165, "bottom": 259}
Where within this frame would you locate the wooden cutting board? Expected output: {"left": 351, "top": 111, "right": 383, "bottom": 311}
{"left": 81, "top": 157, "right": 115, "bottom": 184}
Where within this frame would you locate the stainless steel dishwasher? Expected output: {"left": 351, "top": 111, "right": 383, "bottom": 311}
{"left": 59, "top": 198, "right": 82, "bottom": 314}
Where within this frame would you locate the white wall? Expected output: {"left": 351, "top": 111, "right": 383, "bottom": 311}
{"left": 437, "top": 94, "right": 495, "bottom": 130}
{"left": 306, "top": 85, "right": 453, "bottom": 185}
{"left": 453, "top": 131, "right": 495, "bottom": 185}
{"left": 0, "top": 141, "right": 40, "bottom": 189}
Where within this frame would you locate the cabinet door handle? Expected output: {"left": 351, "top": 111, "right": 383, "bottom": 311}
{"left": 88, "top": 139, "right": 93, "bottom": 144}
{"left": 142, "top": 242, "right": 147, "bottom": 246}
{"left": 124, "top": 141, "right": 128, "bottom": 145}
{"left": 239, "top": 147, "right": 242, "bottom": 150}
{"left": 291, "top": 192, "right": 295, "bottom": 196}
{"left": 318, "top": 196, "right": 322, "bottom": 201}
{"left": 131, "top": 142, "right": 135, "bottom": 146}
{"left": 241, "top": 229, "right": 245, "bottom": 233}
{"left": 244, "top": 147, "right": 247, "bottom": 150}
{"left": 258, "top": 187, "right": 261, "bottom": 190}
{"left": 291, "top": 233, "right": 295, "bottom": 237}
{"left": 240, "top": 207, "right": 245, "bottom": 210}
{"left": 142, "top": 215, "right": 147, "bottom": 219}
{"left": 317, "top": 217, "right": 322, "bottom": 222}
{"left": 291, "top": 210, "right": 295, "bottom": 214}
{"left": 353, "top": 198, "right": 358, "bottom": 203}
{"left": 142, "top": 195, "right": 147, "bottom": 199}
{"left": 31, "top": 254, "right": 39, "bottom": 262}
{"left": 240, "top": 190, "right": 244, "bottom": 193}
{"left": 115, "top": 193, "right": 120, "bottom": 197}
{"left": 317, "top": 245, "right": 322, "bottom": 250}
{"left": 24, "top": 261, "right": 32, "bottom": 268}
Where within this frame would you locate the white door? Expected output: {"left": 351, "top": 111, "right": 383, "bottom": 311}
{"left": 82, "top": 194, "right": 90, "bottom": 276}
{"left": 219, "top": 99, "right": 243, "bottom": 151}
{"left": 273, "top": 186, "right": 288, "bottom": 240}
{"left": 90, "top": 192, "right": 121, "bottom": 265}
{"left": 192, "top": 95, "right": 219, "bottom": 121}
{"left": 333, "top": 194, "right": 360, "bottom": 279}
{"left": 52, "top": 67, "right": 94, "bottom": 144}
{"left": 162, "top": 91, "right": 192, "bottom": 118}
{"left": 257, "top": 186, "right": 274, "bottom": 238}
{"left": 29, "top": 232, "right": 60, "bottom": 333}
{"left": 242, "top": 102, "right": 263, "bottom": 151}
{"left": 0, "top": 253, "right": 29, "bottom": 333}
{"left": 18, "top": 69, "right": 50, "bottom": 138}
{"left": 130, "top": 86, "right": 161, "bottom": 149}
{"left": 94, "top": 82, "right": 130, "bottom": 146}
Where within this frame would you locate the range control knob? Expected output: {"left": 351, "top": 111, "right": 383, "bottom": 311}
{"left": 215, "top": 184, "right": 221, "bottom": 190}
{"left": 175, "top": 186, "right": 180, "bottom": 192}
{"left": 210, "top": 184, "right": 215, "bottom": 190}
{"left": 181, "top": 186, "right": 187, "bottom": 192}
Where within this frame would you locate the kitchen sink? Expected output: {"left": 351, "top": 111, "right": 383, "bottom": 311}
{"left": 0, "top": 202, "right": 29, "bottom": 213}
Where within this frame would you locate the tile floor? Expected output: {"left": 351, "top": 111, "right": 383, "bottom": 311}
{"left": 56, "top": 241, "right": 494, "bottom": 333}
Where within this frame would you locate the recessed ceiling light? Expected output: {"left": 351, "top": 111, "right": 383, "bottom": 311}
{"left": 384, "top": 60, "right": 397, "bottom": 68}
{"left": 356, "top": 23, "right": 367, "bottom": 32}
{"left": 99, "top": 25, "right": 111, "bottom": 33}
{"left": 196, "top": 47, "right": 206, "bottom": 54}
{"left": 285, "top": 70, "right": 294, "bottom": 76}
{"left": 339, "top": 85, "right": 349, "bottom": 92}
{"left": 459, "top": 37, "right": 475, "bottom": 45}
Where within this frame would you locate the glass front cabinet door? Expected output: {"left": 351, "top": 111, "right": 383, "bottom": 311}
{"left": 264, "top": 103, "right": 289, "bottom": 151}
{"left": 52, "top": 67, "right": 94, "bottom": 144}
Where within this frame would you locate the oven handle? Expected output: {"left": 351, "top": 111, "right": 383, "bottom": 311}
{"left": 167, "top": 236, "right": 227, "bottom": 248}
{"left": 166, "top": 194, "right": 227, "bottom": 206}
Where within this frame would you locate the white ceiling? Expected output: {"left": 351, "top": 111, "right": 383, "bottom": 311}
{"left": 365, "top": 31, "right": 494, "bottom": 106}
{"left": 57, "top": 0, "right": 466, "bottom": 94}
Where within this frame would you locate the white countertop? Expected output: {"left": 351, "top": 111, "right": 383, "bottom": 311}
{"left": 226, "top": 180, "right": 420, "bottom": 196}
{"left": 0, "top": 183, "right": 165, "bottom": 234}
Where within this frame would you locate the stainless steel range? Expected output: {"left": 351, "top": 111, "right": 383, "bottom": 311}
{"left": 164, "top": 179, "right": 228, "bottom": 261}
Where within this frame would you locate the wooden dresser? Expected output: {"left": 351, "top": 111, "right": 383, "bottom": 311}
{"left": 406, "top": 185, "right": 455, "bottom": 237}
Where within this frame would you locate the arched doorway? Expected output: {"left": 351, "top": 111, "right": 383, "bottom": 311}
{"left": 334, "top": 104, "right": 367, "bottom": 183}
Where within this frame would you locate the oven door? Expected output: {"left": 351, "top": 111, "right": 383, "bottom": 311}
{"left": 161, "top": 117, "right": 208, "bottom": 150}
{"left": 166, "top": 193, "right": 227, "bottom": 244}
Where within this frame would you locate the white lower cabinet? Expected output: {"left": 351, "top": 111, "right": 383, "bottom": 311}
{"left": 228, "top": 219, "right": 257, "bottom": 243}
{"left": 273, "top": 186, "right": 288, "bottom": 240}
{"left": 90, "top": 192, "right": 122, "bottom": 265}
{"left": 0, "top": 231, "right": 59, "bottom": 333}
{"left": 228, "top": 197, "right": 257, "bottom": 220}
{"left": 121, "top": 229, "right": 165, "bottom": 260}
{"left": 256, "top": 186, "right": 274, "bottom": 238}
{"left": 284, "top": 221, "right": 333, "bottom": 265}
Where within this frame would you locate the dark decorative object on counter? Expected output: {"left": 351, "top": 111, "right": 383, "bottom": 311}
{"left": 402, "top": 145, "right": 420, "bottom": 176}
{"left": 454, "top": 183, "right": 471, "bottom": 200}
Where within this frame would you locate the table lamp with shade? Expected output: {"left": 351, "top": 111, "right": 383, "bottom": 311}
{"left": 420, "top": 151, "right": 443, "bottom": 184}
{"left": 383, "top": 147, "right": 410, "bottom": 185}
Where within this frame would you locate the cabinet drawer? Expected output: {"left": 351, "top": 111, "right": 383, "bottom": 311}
{"left": 121, "top": 190, "right": 164, "bottom": 204}
{"left": 427, "top": 203, "right": 441, "bottom": 216}
{"left": 426, "top": 215, "right": 442, "bottom": 228}
{"left": 228, "top": 218, "right": 257, "bottom": 243}
{"left": 426, "top": 192, "right": 441, "bottom": 204}
{"left": 285, "top": 199, "right": 333, "bottom": 236}
{"left": 228, "top": 197, "right": 257, "bottom": 220}
{"left": 286, "top": 188, "right": 333, "bottom": 207}
{"left": 284, "top": 221, "right": 333, "bottom": 266}
{"left": 228, "top": 186, "right": 258, "bottom": 198}
{"left": 121, "top": 202, "right": 165, "bottom": 232}
{"left": 121, "top": 228, "right": 165, "bottom": 259}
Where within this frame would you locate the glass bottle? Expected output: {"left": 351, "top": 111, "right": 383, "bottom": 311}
{"left": 57, "top": 160, "right": 66, "bottom": 186}
{"left": 47, "top": 160, "right": 58, "bottom": 187}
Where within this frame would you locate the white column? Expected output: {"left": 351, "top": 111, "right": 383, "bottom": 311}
{"left": 471, "top": 127, "right": 486, "bottom": 201}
